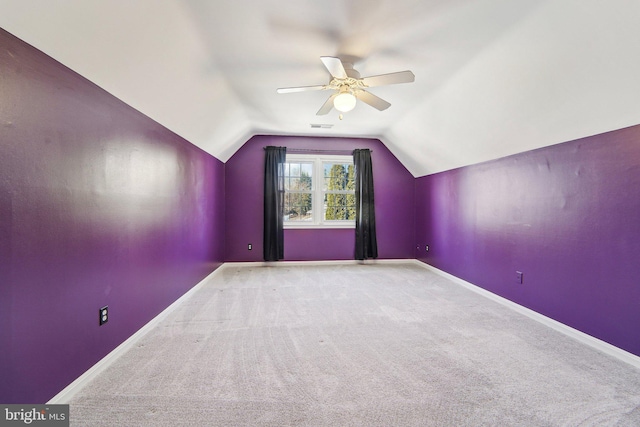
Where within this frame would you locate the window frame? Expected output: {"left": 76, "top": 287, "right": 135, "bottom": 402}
{"left": 284, "top": 154, "right": 355, "bottom": 229}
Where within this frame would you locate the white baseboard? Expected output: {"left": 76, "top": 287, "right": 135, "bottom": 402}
{"left": 47, "top": 266, "right": 225, "bottom": 404}
{"left": 223, "top": 258, "right": 413, "bottom": 268}
{"left": 48, "top": 259, "right": 414, "bottom": 403}
{"left": 49, "top": 259, "right": 639, "bottom": 404}
{"left": 413, "top": 260, "right": 640, "bottom": 370}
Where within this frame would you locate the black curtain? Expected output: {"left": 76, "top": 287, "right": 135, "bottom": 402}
{"left": 353, "top": 149, "right": 378, "bottom": 260}
{"left": 263, "top": 146, "right": 287, "bottom": 261}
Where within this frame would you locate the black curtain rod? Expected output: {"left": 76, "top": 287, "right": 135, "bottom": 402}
{"left": 263, "top": 147, "right": 372, "bottom": 154}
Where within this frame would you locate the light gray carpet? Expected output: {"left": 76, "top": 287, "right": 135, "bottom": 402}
{"left": 69, "top": 263, "right": 640, "bottom": 426}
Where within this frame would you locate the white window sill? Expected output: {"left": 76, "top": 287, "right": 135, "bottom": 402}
{"left": 284, "top": 222, "right": 355, "bottom": 230}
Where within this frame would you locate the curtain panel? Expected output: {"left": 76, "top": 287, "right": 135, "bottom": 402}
{"left": 263, "top": 146, "right": 287, "bottom": 261}
{"left": 353, "top": 149, "right": 378, "bottom": 260}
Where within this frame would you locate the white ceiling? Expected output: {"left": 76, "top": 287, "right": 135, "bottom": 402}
{"left": 1, "top": 0, "right": 639, "bottom": 176}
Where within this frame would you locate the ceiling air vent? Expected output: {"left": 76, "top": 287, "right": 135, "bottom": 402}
{"left": 310, "top": 124, "right": 333, "bottom": 129}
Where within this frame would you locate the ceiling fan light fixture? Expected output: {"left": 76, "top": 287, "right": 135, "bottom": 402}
{"left": 333, "top": 91, "right": 356, "bottom": 112}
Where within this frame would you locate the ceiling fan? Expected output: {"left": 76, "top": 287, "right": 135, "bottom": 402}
{"left": 277, "top": 56, "right": 415, "bottom": 115}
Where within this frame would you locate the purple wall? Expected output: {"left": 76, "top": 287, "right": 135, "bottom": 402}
{"left": 415, "top": 125, "right": 640, "bottom": 356}
{"left": 0, "top": 29, "right": 225, "bottom": 403}
{"left": 225, "top": 135, "right": 415, "bottom": 261}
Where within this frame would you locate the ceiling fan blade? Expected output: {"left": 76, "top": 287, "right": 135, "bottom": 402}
{"left": 320, "top": 56, "right": 347, "bottom": 79}
{"left": 316, "top": 94, "right": 337, "bottom": 115}
{"left": 361, "top": 70, "right": 415, "bottom": 87}
{"left": 277, "top": 84, "right": 326, "bottom": 94}
{"left": 356, "top": 90, "right": 391, "bottom": 111}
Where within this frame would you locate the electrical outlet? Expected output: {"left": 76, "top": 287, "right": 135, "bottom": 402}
{"left": 516, "top": 271, "right": 523, "bottom": 284}
{"left": 248, "top": 243, "right": 252, "bottom": 250}
{"left": 99, "top": 306, "right": 108, "bottom": 325}
{"left": 425, "top": 245, "right": 429, "bottom": 252}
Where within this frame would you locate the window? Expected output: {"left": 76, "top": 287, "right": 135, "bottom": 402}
{"left": 284, "top": 154, "right": 355, "bottom": 228}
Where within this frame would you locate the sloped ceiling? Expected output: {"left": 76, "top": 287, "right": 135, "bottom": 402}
{"left": 1, "top": 0, "right": 639, "bottom": 176}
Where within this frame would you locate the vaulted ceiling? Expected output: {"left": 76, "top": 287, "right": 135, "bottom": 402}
{"left": 1, "top": 0, "right": 639, "bottom": 176}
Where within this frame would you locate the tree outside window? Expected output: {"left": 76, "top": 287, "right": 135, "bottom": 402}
{"left": 324, "top": 163, "right": 355, "bottom": 220}
{"left": 284, "top": 162, "right": 313, "bottom": 221}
